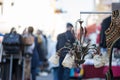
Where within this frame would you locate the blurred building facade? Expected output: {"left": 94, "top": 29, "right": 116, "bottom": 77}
{"left": 0, "top": 0, "right": 120, "bottom": 40}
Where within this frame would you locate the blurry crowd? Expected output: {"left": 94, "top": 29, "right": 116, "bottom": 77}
{"left": 0, "top": 26, "right": 57, "bottom": 80}
{"left": 0, "top": 22, "right": 77, "bottom": 80}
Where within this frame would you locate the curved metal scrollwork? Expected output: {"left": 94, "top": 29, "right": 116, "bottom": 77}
{"left": 105, "top": 10, "right": 120, "bottom": 80}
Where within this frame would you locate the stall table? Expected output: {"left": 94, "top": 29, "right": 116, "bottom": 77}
{"left": 83, "top": 65, "right": 120, "bottom": 79}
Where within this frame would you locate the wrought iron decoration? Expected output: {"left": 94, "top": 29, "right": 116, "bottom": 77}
{"left": 57, "top": 19, "right": 98, "bottom": 67}
{"left": 105, "top": 10, "right": 120, "bottom": 80}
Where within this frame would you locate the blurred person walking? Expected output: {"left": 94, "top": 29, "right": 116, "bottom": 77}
{"left": 2, "top": 27, "right": 23, "bottom": 80}
{"left": 56, "top": 23, "right": 75, "bottom": 80}
{"left": 36, "top": 29, "right": 49, "bottom": 76}
{"left": 22, "top": 26, "right": 39, "bottom": 80}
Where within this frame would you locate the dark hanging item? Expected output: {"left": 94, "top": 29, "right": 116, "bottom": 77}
{"left": 105, "top": 9, "right": 120, "bottom": 80}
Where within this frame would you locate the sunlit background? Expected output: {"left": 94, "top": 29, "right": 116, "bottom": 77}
{"left": 0, "top": 0, "right": 120, "bottom": 40}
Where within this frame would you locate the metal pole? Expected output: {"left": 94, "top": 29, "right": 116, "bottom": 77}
{"left": 9, "top": 55, "right": 13, "bottom": 80}
{"left": 22, "top": 57, "right": 25, "bottom": 80}
{"left": 80, "top": 11, "right": 112, "bottom": 14}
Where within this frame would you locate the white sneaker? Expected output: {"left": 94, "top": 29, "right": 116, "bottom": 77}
{"left": 39, "top": 72, "right": 48, "bottom": 76}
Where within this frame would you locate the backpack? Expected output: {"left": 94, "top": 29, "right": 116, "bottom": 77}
{"left": 37, "top": 35, "right": 42, "bottom": 44}
{"left": 2, "top": 32, "right": 22, "bottom": 54}
{"left": 22, "top": 34, "right": 34, "bottom": 46}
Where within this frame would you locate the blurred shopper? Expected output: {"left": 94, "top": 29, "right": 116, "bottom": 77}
{"left": 10, "top": 27, "right": 22, "bottom": 80}
{"left": 56, "top": 23, "right": 75, "bottom": 80}
{"left": 22, "top": 26, "right": 39, "bottom": 80}
{"left": 36, "top": 29, "right": 49, "bottom": 76}
{"left": 2, "top": 27, "right": 23, "bottom": 80}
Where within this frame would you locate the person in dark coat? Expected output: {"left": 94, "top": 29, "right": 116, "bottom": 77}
{"left": 31, "top": 36, "right": 39, "bottom": 80}
{"left": 56, "top": 23, "right": 75, "bottom": 80}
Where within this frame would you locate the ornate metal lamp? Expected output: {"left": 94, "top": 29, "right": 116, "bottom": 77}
{"left": 58, "top": 19, "right": 98, "bottom": 68}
